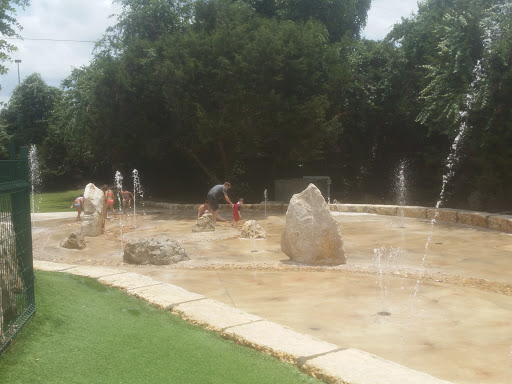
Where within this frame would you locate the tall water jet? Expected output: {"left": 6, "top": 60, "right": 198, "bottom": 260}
{"left": 401, "top": 15, "right": 501, "bottom": 362}
{"left": 114, "top": 171, "right": 124, "bottom": 251}
{"left": 263, "top": 189, "right": 268, "bottom": 218}
{"left": 394, "top": 160, "right": 407, "bottom": 228}
{"left": 373, "top": 246, "right": 403, "bottom": 319}
{"left": 28, "top": 146, "right": 42, "bottom": 224}
{"left": 132, "top": 169, "right": 144, "bottom": 228}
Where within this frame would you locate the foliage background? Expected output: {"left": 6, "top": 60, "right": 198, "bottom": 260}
{"left": 1, "top": 0, "right": 511, "bottom": 212}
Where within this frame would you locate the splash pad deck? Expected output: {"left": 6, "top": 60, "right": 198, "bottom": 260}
{"left": 32, "top": 205, "right": 512, "bottom": 384}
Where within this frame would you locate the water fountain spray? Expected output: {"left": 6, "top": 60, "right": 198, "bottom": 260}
{"left": 394, "top": 160, "right": 407, "bottom": 228}
{"left": 373, "top": 246, "right": 403, "bottom": 318}
{"left": 132, "top": 169, "right": 144, "bottom": 228}
{"left": 28, "top": 146, "right": 42, "bottom": 225}
{"left": 400, "top": 15, "right": 503, "bottom": 362}
{"left": 114, "top": 171, "right": 124, "bottom": 251}
{"left": 263, "top": 189, "right": 268, "bottom": 218}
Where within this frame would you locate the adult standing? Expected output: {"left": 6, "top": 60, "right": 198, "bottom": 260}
{"left": 207, "top": 182, "right": 234, "bottom": 224}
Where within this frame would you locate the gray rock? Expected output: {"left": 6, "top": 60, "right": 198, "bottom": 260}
{"left": 81, "top": 183, "right": 106, "bottom": 237}
{"left": 60, "top": 231, "right": 86, "bottom": 250}
{"left": 192, "top": 213, "right": 215, "bottom": 232}
{"left": 123, "top": 237, "right": 189, "bottom": 265}
{"left": 240, "top": 220, "right": 267, "bottom": 239}
{"left": 281, "top": 183, "right": 346, "bottom": 265}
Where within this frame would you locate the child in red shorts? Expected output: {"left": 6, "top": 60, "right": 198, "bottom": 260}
{"left": 232, "top": 198, "right": 244, "bottom": 224}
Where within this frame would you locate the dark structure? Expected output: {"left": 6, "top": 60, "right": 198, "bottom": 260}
{"left": 274, "top": 176, "right": 331, "bottom": 203}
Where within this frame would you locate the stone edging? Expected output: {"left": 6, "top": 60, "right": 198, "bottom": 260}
{"left": 332, "top": 204, "right": 512, "bottom": 234}
{"left": 34, "top": 261, "right": 453, "bottom": 384}
{"left": 144, "top": 201, "right": 512, "bottom": 234}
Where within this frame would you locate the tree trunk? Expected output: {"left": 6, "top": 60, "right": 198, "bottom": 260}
{"left": 217, "top": 137, "right": 230, "bottom": 181}
{"left": 174, "top": 142, "right": 220, "bottom": 184}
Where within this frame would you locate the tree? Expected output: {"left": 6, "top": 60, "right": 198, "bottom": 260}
{"left": 244, "top": 0, "right": 371, "bottom": 41}
{"left": 1, "top": 73, "right": 61, "bottom": 148}
{"left": 0, "top": 122, "right": 10, "bottom": 159}
{"left": 0, "top": 0, "right": 29, "bottom": 81}
{"left": 89, "top": 0, "right": 342, "bottom": 188}
{"left": 387, "top": 0, "right": 512, "bottom": 209}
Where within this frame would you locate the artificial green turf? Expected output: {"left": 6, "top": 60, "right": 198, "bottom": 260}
{"left": 35, "top": 189, "right": 84, "bottom": 213}
{"left": 0, "top": 271, "right": 323, "bottom": 384}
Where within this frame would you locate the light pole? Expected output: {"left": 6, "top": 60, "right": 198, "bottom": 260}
{"left": 15, "top": 59, "right": 21, "bottom": 84}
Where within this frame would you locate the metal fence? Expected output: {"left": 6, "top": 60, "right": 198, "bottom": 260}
{"left": 0, "top": 146, "right": 36, "bottom": 354}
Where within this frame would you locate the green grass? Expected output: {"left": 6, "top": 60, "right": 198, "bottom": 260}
{"left": 0, "top": 271, "right": 323, "bottom": 384}
{"left": 35, "top": 189, "right": 83, "bottom": 213}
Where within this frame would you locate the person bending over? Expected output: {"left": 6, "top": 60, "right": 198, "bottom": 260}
{"left": 206, "top": 182, "right": 234, "bottom": 224}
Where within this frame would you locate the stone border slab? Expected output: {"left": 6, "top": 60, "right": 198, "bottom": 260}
{"left": 427, "top": 208, "right": 458, "bottom": 223}
{"left": 401, "top": 206, "right": 428, "bottom": 219}
{"left": 172, "top": 299, "right": 263, "bottom": 331}
{"left": 488, "top": 214, "right": 512, "bottom": 233}
{"left": 303, "top": 348, "right": 453, "bottom": 384}
{"left": 62, "top": 265, "right": 126, "bottom": 279}
{"left": 97, "top": 272, "right": 159, "bottom": 290}
{"left": 372, "top": 205, "right": 398, "bottom": 216}
{"left": 130, "top": 283, "right": 205, "bottom": 310}
{"left": 222, "top": 320, "right": 341, "bottom": 365}
{"left": 457, "top": 211, "right": 489, "bottom": 228}
{"left": 33, "top": 260, "right": 76, "bottom": 271}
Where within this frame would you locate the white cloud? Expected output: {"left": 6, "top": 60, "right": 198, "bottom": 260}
{"left": 362, "top": 0, "right": 419, "bottom": 40}
{"left": 0, "top": 0, "right": 122, "bottom": 105}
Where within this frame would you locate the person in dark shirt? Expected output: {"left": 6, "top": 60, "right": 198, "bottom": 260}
{"left": 207, "top": 182, "right": 234, "bottom": 224}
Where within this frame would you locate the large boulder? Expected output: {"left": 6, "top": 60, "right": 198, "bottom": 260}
{"left": 60, "top": 231, "right": 86, "bottom": 250}
{"left": 192, "top": 213, "right": 215, "bottom": 232}
{"left": 240, "top": 220, "right": 267, "bottom": 239}
{"left": 123, "top": 237, "right": 189, "bottom": 265}
{"left": 281, "top": 183, "right": 346, "bottom": 265}
{"left": 81, "top": 183, "right": 106, "bottom": 237}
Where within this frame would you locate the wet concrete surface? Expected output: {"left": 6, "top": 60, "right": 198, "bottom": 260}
{"left": 32, "top": 210, "right": 512, "bottom": 384}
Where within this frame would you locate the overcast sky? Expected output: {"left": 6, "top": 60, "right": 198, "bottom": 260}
{"left": 0, "top": 0, "right": 419, "bottom": 106}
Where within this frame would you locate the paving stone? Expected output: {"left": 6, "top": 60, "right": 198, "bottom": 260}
{"left": 61, "top": 265, "right": 125, "bottom": 279}
{"left": 222, "top": 320, "right": 340, "bottom": 365}
{"left": 172, "top": 299, "right": 262, "bottom": 331}
{"left": 427, "top": 208, "right": 458, "bottom": 223}
{"left": 129, "top": 283, "right": 205, "bottom": 309}
{"left": 373, "top": 205, "right": 398, "bottom": 216}
{"left": 487, "top": 215, "right": 512, "bottom": 233}
{"left": 33, "top": 260, "right": 76, "bottom": 272}
{"left": 303, "top": 348, "right": 453, "bottom": 384}
{"left": 457, "top": 210, "right": 489, "bottom": 228}
{"left": 98, "top": 272, "right": 159, "bottom": 290}
{"left": 402, "top": 206, "right": 427, "bottom": 219}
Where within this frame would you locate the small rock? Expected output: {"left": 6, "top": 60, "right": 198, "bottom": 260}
{"left": 60, "top": 231, "right": 86, "bottom": 250}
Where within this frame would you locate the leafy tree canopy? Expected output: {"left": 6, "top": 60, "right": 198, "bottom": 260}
{"left": 0, "top": 0, "right": 29, "bottom": 82}
{"left": 1, "top": 73, "right": 61, "bottom": 147}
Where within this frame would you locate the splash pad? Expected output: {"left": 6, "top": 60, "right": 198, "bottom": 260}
{"left": 31, "top": 204, "right": 512, "bottom": 384}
